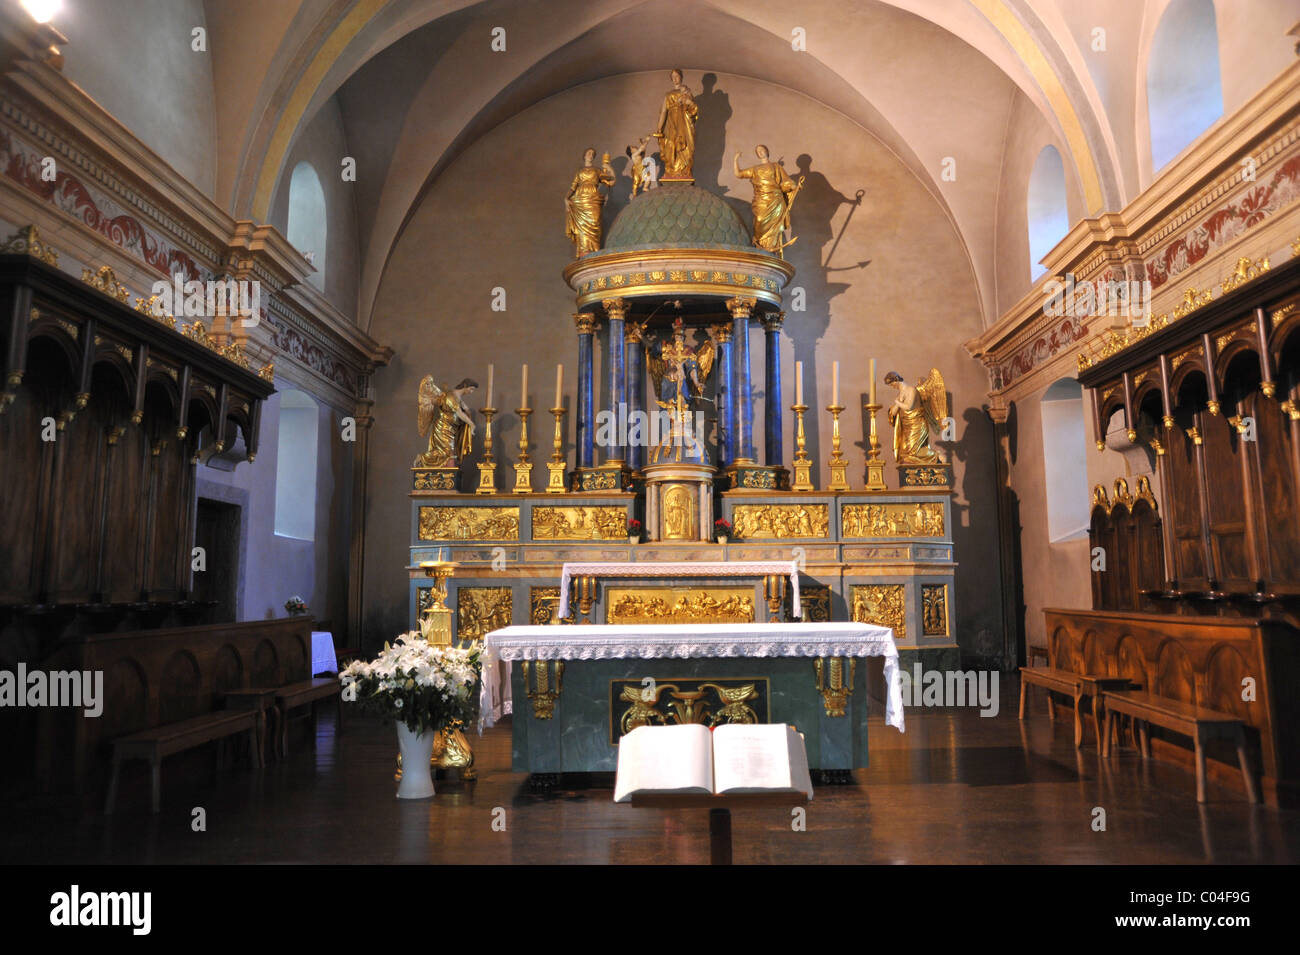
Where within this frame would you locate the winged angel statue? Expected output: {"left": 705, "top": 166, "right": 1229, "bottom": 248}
{"left": 646, "top": 318, "right": 715, "bottom": 461}
{"left": 414, "top": 376, "right": 478, "bottom": 468}
{"left": 885, "top": 368, "right": 947, "bottom": 465}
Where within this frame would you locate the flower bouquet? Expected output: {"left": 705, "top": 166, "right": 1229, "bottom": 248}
{"left": 284, "top": 595, "right": 308, "bottom": 616}
{"left": 340, "top": 634, "right": 482, "bottom": 798}
{"left": 627, "top": 517, "right": 642, "bottom": 544}
{"left": 714, "top": 517, "right": 733, "bottom": 544}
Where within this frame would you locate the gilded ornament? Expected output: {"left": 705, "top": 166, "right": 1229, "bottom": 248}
{"left": 81, "top": 265, "right": 129, "bottom": 302}
{"left": 522, "top": 660, "right": 563, "bottom": 720}
{"left": 611, "top": 678, "right": 767, "bottom": 742}
{"left": 1220, "top": 255, "right": 1269, "bottom": 294}
{"left": 0, "top": 225, "right": 58, "bottom": 265}
{"left": 814, "top": 657, "right": 855, "bottom": 717}
{"left": 529, "top": 586, "right": 575, "bottom": 626}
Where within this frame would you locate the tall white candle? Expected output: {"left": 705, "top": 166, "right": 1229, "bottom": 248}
{"left": 521, "top": 364, "right": 528, "bottom": 406}
{"left": 869, "top": 358, "right": 876, "bottom": 406}
{"left": 554, "top": 364, "right": 563, "bottom": 407}
{"left": 795, "top": 361, "right": 803, "bottom": 406}
{"left": 832, "top": 361, "right": 839, "bottom": 407}
{"left": 486, "top": 363, "right": 494, "bottom": 407}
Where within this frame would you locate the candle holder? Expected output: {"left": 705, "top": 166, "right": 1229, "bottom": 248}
{"left": 863, "top": 402, "right": 887, "bottom": 491}
{"left": 417, "top": 559, "right": 458, "bottom": 645}
{"left": 476, "top": 406, "right": 497, "bottom": 494}
{"left": 513, "top": 407, "right": 533, "bottom": 493}
{"left": 546, "top": 405, "right": 567, "bottom": 493}
{"left": 826, "top": 402, "right": 850, "bottom": 491}
{"left": 791, "top": 402, "right": 814, "bottom": 491}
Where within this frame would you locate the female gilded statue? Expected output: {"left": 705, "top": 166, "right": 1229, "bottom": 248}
{"left": 564, "top": 147, "right": 616, "bottom": 257}
{"left": 415, "top": 376, "right": 478, "bottom": 468}
{"left": 654, "top": 69, "right": 699, "bottom": 179}
{"left": 734, "top": 145, "right": 801, "bottom": 254}
{"left": 885, "top": 369, "right": 947, "bottom": 465}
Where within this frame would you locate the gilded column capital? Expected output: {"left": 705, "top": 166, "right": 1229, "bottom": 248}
{"left": 574, "top": 312, "right": 598, "bottom": 335}
{"left": 602, "top": 297, "right": 629, "bottom": 321}
{"left": 726, "top": 295, "right": 757, "bottom": 320}
{"left": 761, "top": 310, "right": 786, "bottom": 332}
{"left": 711, "top": 323, "right": 733, "bottom": 344}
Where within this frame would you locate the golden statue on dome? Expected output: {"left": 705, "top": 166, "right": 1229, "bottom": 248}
{"left": 654, "top": 69, "right": 699, "bottom": 180}
{"left": 564, "top": 147, "right": 616, "bottom": 257}
{"left": 734, "top": 144, "right": 803, "bottom": 257}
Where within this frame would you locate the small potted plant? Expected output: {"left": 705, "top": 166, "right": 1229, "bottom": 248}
{"left": 284, "top": 595, "right": 308, "bottom": 616}
{"left": 627, "top": 517, "right": 642, "bottom": 544}
{"left": 714, "top": 517, "right": 733, "bottom": 545}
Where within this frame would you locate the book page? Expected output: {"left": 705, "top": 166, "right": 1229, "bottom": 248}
{"left": 614, "top": 724, "right": 714, "bottom": 802}
{"left": 713, "top": 724, "right": 812, "bottom": 798}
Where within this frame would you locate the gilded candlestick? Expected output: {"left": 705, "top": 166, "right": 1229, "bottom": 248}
{"left": 791, "top": 401, "right": 814, "bottom": 491}
{"left": 546, "top": 405, "right": 567, "bottom": 493}
{"left": 863, "top": 401, "right": 887, "bottom": 491}
{"left": 476, "top": 406, "right": 497, "bottom": 494}
{"left": 513, "top": 406, "right": 533, "bottom": 493}
{"left": 827, "top": 402, "right": 849, "bottom": 491}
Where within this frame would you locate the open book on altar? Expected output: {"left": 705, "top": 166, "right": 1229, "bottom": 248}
{"left": 614, "top": 723, "right": 813, "bottom": 803}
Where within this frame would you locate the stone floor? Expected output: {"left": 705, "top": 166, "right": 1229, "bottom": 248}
{"left": 3, "top": 685, "right": 1298, "bottom": 864}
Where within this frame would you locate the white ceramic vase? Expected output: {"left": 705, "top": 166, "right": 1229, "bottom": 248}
{"left": 395, "top": 722, "right": 436, "bottom": 799}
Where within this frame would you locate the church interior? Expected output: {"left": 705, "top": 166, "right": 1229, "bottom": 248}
{"left": 2, "top": 0, "right": 1300, "bottom": 888}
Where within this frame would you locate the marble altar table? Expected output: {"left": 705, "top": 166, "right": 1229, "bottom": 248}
{"left": 480, "top": 622, "right": 903, "bottom": 782}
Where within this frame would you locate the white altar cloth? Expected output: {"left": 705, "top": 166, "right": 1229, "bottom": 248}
{"left": 479, "top": 622, "right": 903, "bottom": 732}
{"left": 557, "top": 560, "right": 802, "bottom": 619}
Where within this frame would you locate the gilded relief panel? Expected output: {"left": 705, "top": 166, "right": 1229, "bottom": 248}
{"left": 851, "top": 584, "right": 906, "bottom": 642}
{"left": 841, "top": 502, "right": 943, "bottom": 538}
{"left": 922, "top": 584, "right": 949, "bottom": 636}
{"left": 418, "top": 505, "right": 520, "bottom": 541}
{"left": 530, "top": 586, "right": 576, "bottom": 626}
{"left": 731, "top": 503, "right": 829, "bottom": 539}
{"left": 456, "top": 587, "right": 513, "bottom": 641}
{"left": 606, "top": 586, "right": 756, "bottom": 625}
{"left": 532, "top": 506, "right": 627, "bottom": 540}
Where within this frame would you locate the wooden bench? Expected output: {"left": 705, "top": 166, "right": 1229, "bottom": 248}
{"left": 1019, "top": 667, "right": 1134, "bottom": 749}
{"left": 104, "top": 710, "right": 262, "bottom": 814}
{"left": 1101, "top": 690, "right": 1260, "bottom": 804}
{"left": 274, "top": 677, "right": 343, "bottom": 758}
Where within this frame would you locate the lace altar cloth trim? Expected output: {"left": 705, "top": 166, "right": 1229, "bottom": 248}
{"left": 479, "top": 623, "right": 904, "bottom": 731}
{"left": 557, "top": 560, "right": 801, "bottom": 619}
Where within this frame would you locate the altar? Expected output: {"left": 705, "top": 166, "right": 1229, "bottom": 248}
{"left": 481, "top": 622, "right": 903, "bottom": 783}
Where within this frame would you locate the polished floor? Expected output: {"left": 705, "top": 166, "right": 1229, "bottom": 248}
{"left": 4, "top": 683, "right": 1298, "bottom": 864}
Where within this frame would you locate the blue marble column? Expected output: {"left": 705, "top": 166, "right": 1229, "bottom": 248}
{"left": 603, "top": 297, "right": 627, "bottom": 464}
{"left": 714, "top": 323, "right": 734, "bottom": 468}
{"left": 763, "top": 312, "right": 784, "bottom": 466}
{"left": 728, "top": 296, "right": 756, "bottom": 461}
{"left": 626, "top": 321, "right": 645, "bottom": 472}
{"left": 575, "top": 313, "right": 596, "bottom": 470}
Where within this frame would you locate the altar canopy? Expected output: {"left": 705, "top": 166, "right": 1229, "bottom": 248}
{"left": 480, "top": 621, "right": 904, "bottom": 731}
{"left": 556, "top": 559, "right": 801, "bottom": 619}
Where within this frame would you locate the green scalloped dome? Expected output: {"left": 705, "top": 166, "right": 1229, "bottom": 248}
{"left": 604, "top": 183, "right": 751, "bottom": 250}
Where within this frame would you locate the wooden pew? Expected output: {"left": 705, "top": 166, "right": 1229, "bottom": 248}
{"left": 104, "top": 710, "right": 260, "bottom": 814}
{"left": 1101, "top": 690, "right": 1260, "bottom": 804}
{"left": 274, "top": 677, "right": 343, "bottom": 758}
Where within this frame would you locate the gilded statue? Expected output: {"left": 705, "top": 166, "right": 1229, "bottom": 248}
{"left": 733, "top": 145, "right": 803, "bottom": 256}
{"left": 625, "top": 134, "right": 657, "bottom": 197}
{"left": 564, "top": 148, "right": 616, "bottom": 257}
{"left": 647, "top": 317, "right": 716, "bottom": 462}
{"left": 415, "top": 376, "right": 478, "bottom": 468}
{"left": 654, "top": 69, "right": 699, "bottom": 179}
{"left": 885, "top": 369, "right": 947, "bottom": 465}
